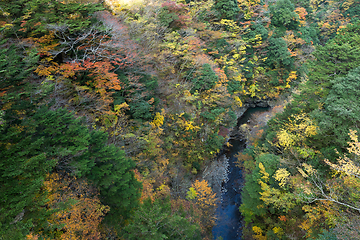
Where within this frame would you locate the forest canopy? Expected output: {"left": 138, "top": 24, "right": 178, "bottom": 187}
{"left": 1, "top": 0, "right": 360, "bottom": 239}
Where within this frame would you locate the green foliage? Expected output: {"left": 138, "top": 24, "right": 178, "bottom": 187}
{"left": 191, "top": 63, "right": 219, "bottom": 93}
{"left": 85, "top": 130, "right": 141, "bottom": 222}
{"left": 325, "top": 67, "right": 360, "bottom": 122}
{"left": 158, "top": 1, "right": 188, "bottom": 29}
{"left": 187, "top": 187, "right": 197, "bottom": 200}
{"left": 0, "top": 106, "right": 141, "bottom": 235}
{"left": 0, "top": 42, "right": 141, "bottom": 230}
{"left": 266, "top": 37, "right": 293, "bottom": 68}
{"left": 249, "top": 24, "right": 269, "bottom": 40}
{"left": 122, "top": 198, "right": 201, "bottom": 240}
{"left": 158, "top": 6, "right": 179, "bottom": 27}
{"left": 5, "top": 0, "right": 359, "bottom": 237}
{"left": 315, "top": 230, "right": 338, "bottom": 240}
{"left": 215, "top": 0, "right": 240, "bottom": 20}
{"left": 296, "top": 21, "right": 360, "bottom": 127}
{"left": 240, "top": 153, "right": 280, "bottom": 225}
{"left": 0, "top": 42, "right": 36, "bottom": 89}
{"left": 315, "top": 66, "right": 360, "bottom": 148}
{"left": 206, "top": 133, "right": 224, "bottom": 154}
{"left": 248, "top": 13, "right": 360, "bottom": 240}
{"left": 270, "top": 0, "right": 299, "bottom": 30}
{"left": 342, "top": 0, "right": 360, "bottom": 20}
{"left": 0, "top": 107, "right": 90, "bottom": 237}
{"left": 299, "top": 25, "right": 319, "bottom": 45}
{"left": 113, "top": 73, "right": 159, "bottom": 121}
{"left": 130, "top": 100, "right": 154, "bottom": 120}
{"left": 0, "top": 44, "right": 47, "bottom": 237}
{"left": 1, "top": 0, "right": 104, "bottom": 37}
{"left": 1, "top": 0, "right": 144, "bottom": 237}
{"left": 310, "top": 44, "right": 360, "bottom": 86}
{"left": 200, "top": 108, "right": 225, "bottom": 121}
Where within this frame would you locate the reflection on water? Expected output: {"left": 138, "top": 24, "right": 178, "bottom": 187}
{"left": 212, "top": 139, "right": 244, "bottom": 240}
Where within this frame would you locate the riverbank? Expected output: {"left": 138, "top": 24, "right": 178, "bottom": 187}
{"left": 209, "top": 98, "right": 286, "bottom": 239}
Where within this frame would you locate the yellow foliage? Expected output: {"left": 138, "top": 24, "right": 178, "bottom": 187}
{"left": 342, "top": 0, "right": 355, "bottom": 10}
{"left": 299, "top": 219, "right": 312, "bottom": 232}
{"left": 238, "top": 0, "right": 261, "bottom": 19}
{"left": 273, "top": 227, "right": 284, "bottom": 237}
{"left": 192, "top": 180, "right": 217, "bottom": 208}
{"left": 150, "top": 109, "right": 165, "bottom": 129}
{"left": 258, "top": 163, "right": 296, "bottom": 210}
{"left": 259, "top": 162, "right": 269, "bottom": 182}
{"left": 248, "top": 83, "right": 259, "bottom": 97}
{"left": 324, "top": 129, "right": 360, "bottom": 179}
{"left": 286, "top": 71, "right": 297, "bottom": 88}
{"left": 155, "top": 183, "right": 171, "bottom": 197}
{"left": 252, "top": 225, "right": 263, "bottom": 235}
{"left": 35, "top": 63, "right": 59, "bottom": 77}
{"left": 176, "top": 115, "right": 200, "bottom": 132}
{"left": 44, "top": 173, "right": 109, "bottom": 240}
{"left": 218, "top": 19, "right": 241, "bottom": 34}
{"left": 277, "top": 129, "right": 297, "bottom": 148}
{"left": 310, "top": 0, "right": 324, "bottom": 10}
{"left": 274, "top": 168, "right": 290, "bottom": 188}
{"left": 1, "top": 23, "right": 13, "bottom": 29}
{"left": 188, "top": 0, "right": 215, "bottom": 22}
{"left": 252, "top": 226, "right": 267, "bottom": 240}
{"left": 234, "top": 96, "right": 243, "bottom": 107}
{"left": 297, "top": 163, "right": 317, "bottom": 179}
{"left": 190, "top": 180, "right": 217, "bottom": 227}
{"left": 299, "top": 203, "right": 338, "bottom": 239}
{"left": 184, "top": 120, "right": 199, "bottom": 131}
{"left": 277, "top": 113, "right": 317, "bottom": 149}
{"left": 114, "top": 102, "right": 129, "bottom": 113}
{"left": 186, "top": 187, "right": 197, "bottom": 200}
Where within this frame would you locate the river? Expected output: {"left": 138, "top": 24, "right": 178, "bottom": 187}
{"left": 212, "top": 107, "right": 272, "bottom": 240}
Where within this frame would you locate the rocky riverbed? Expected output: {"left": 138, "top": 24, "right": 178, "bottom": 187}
{"left": 209, "top": 101, "right": 285, "bottom": 240}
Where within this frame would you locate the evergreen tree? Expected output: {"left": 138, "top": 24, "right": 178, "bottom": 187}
{"left": 191, "top": 63, "right": 219, "bottom": 93}
{"left": 0, "top": 0, "right": 103, "bottom": 37}
{"left": 0, "top": 107, "right": 91, "bottom": 237}
{"left": 266, "top": 37, "right": 293, "bottom": 69}
{"left": 84, "top": 130, "right": 142, "bottom": 223}
{"left": 122, "top": 198, "right": 201, "bottom": 240}
{"left": 269, "top": 0, "right": 299, "bottom": 31}
{"left": 215, "top": 0, "right": 240, "bottom": 20}
{"left": 316, "top": 67, "right": 360, "bottom": 148}
{"left": 0, "top": 106, "right": 141, "bottom": 237}
{"left": 240, "top": 153, "right": 280, "bottom": 225}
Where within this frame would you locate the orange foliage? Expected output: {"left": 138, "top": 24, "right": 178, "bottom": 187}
{"left": 170, "top": 198, "right": 203, "bottom": 230}
{"left": 134, "top": 169, "right": 155, "bottom": 203}
{"left": 214, "top": 67, "right": 228, "bottom": 84}
{"left": 61, "top": 59, "right": 121, "bottom": 91}
{"left": 44, "top": 173, "right": 109, "bottom": 240}
{"left": 279, "top": 215, "right": 287, "bottom": 222}
{"left": 29, "top": 11, "right": 141, "bottom": 121}
{"left": 191, "top": 180, "right": 217, "bottom": 228}
{"left": 161, "top": 1, "right": 190, "bottom": 28}
{"left": 295, "top": 7, "right": 308, "bottom": 21}
{"left": 192, "top": 180, "right": 217, "bottom": 208}
{"left": 235, "top": 152, "right": 254, "bottom": 172}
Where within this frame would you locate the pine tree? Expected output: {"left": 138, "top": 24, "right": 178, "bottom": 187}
{"left": 122, "top": 198, "right": 201, "bottom": 240}
{"left": 84, "top": 130, "right": 142, "bottom": 224}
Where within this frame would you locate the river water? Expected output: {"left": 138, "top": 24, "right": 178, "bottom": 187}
{"left": 212, "top": 107, "right": 271, "bottom": 240}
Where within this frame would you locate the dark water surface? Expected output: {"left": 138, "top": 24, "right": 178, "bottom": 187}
{"left": 212, "top": 107, "right": 270, "bottom": 240}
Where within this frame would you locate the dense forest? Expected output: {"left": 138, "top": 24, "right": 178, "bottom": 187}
{"left": 1, "top": 0, "right": 359, "bottom": 239}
